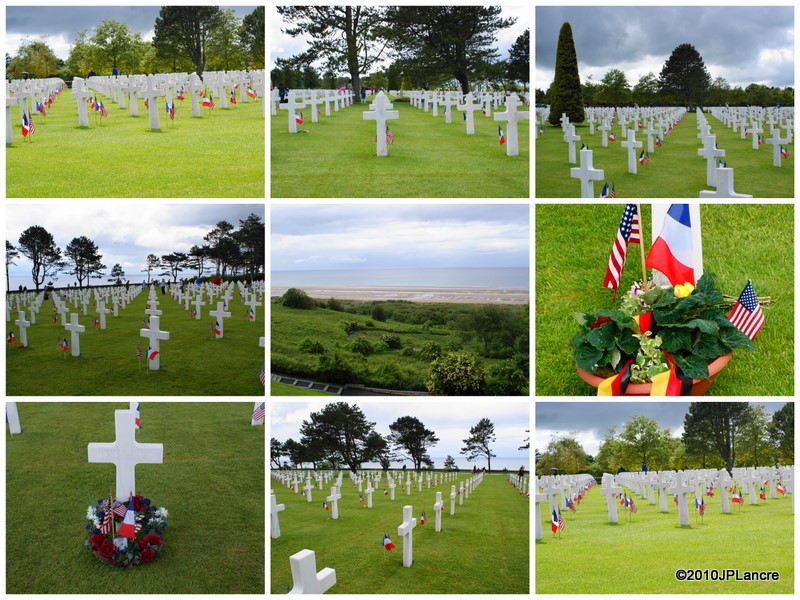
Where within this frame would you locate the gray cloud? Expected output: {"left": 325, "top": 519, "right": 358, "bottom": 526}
{"left": 536, "top": 6, "right": 794, "bottom": 89}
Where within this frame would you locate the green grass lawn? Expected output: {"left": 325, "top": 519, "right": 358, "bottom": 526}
{"left": 6, "top": 288, "right": 265, "bottom": 395}
{"left": 535, "top": 203, "right": 793, "bottom": 395}
{"left": 6, "top": 90, "right": 264, "bottom": 197}
{"left": 271, "top": 96, "right": 529, "bottom": 197}
{"left": 271, "top": 472, "right": 529, "bottom": 593}
{"left": 535, "top": 112, "right": 793, "bottom": 197}
{"left": 6, "top": 402, "right": 264, "bottom": 594}
{"left": 537, "top": 484, "right": 793, "bottom": 593}
{"left": 270, "top": 380, "right": 335, "bottom": 396}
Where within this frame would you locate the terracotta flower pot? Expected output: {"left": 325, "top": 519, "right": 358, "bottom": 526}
{"left": 576, "top": 353, "right": 732, "bottom": 396}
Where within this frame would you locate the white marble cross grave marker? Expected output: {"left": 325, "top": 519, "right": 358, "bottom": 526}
{"left": 64, "top": 313, "right": 86, "bottom": 357}
{"left": 96, "top": 301, "right": 111, "bottom": 330}
{"left": 600, "top": 474, "right": 622, "bottom": 524}
{"left": 365, "top": 482, "right": 375, "bottom": 508}
{"left": 6, "top": 402, "right": 22, "bottom": 435}
{"left": 697, "top": 135, "right": 725, "bottom": 187}
{"left": 434, "top": 492, "right": 444, "bottom": 532}
{"left": 563, "top": 125, "right": 581, "bottom": 164}
{"left": 457, "top": 93, "right": 482, "bottom": 135}
{"left": 192, "top": 295, "right": 206, "bottom": 320}
{"left": 304, "top": 479, "right": 314, "bottom": 503}
{"left": 325, "top": 486, "right": 342, "bottom": 519}
{"left": 188, "top": 74, "right": 205, "bottom": 117}
{"left": 71, "top": 78, "right": 92, "bottom": 127}
{"left": 598, "top": 119, "right": 611, "bottom": 147}
{"left": 280, "top": 91, "right": 307, "bottom": 134}
{"left": 746, "top": 122, "right": 763, "bottom": 150}
{"left": 87, "top": 408, "right": 163, "bottom": 502}
{"left": 363, "top": 92, "right": 399, "bottom": 157}
{"left": 699, "top": 167, "right": 752, "bottom": 198}
{"left": 764, "top": 128, "right": 790, "bottom": 167}
{"left": 397, "top": 505, "right": 417, "bottom": 568}
{"left": 139, "top": 315, "right": 169, "bottom": 370}
{"left": 449, "top": 484, "right": 456, "bottom": 515}
{"left": 141, "top": 75, "right": 165, "bottom": 130}
{"left": 270, "top": 492, "right": 286, "bottom": 538}
{"left": 209, "top": 301, "right": 232, "bottom": 339}
{"left": 14, "top": 310, "right": 30, "bottom": 347}
{"left": 570, "top": 147, "right": 605, "bottom": 198}
{"left": 534, "top": 492, "right": 548, "bottom": 540}
{"left": 244, "top": 293, "right": 262, "bottom": 321}
{"left": 288, "top": 549, "right": 336, "bottom": 594}
{"left": 493, "top": 94, "right": 530, "bottom": 157}
{"left": 621, "top": 130, "right": 643, "bottom": 174}
{"left": 6, "top": 96, "right": 19, "bottom": 144}
{"left": 669, "top": 472, "right": 693, "bottom": 526}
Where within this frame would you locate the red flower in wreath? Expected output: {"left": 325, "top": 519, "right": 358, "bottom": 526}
{"left": 134, "top": 539, "right": 147, "bottom": 550}
{"left": 133, "top": 495, "right": 144, "bottom": 511}
{"left": 98, "top": 542, "right": 115, "bottom": 558}
{"left": 143, "top": 533, "right": 162, "bottom": 547}
{"left": 90, "top": 533, "right": 106, "bottom": 549}
{"left": 140, "top": 547, "right": 156, "bottom": 563}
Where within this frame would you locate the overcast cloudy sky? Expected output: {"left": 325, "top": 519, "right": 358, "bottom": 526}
{"left": 7, "top": 203, "right": 264, "bottom": 287}
{"left": 6, "top": 5, "right": 258, "bottom": 62}
{"left": 535, "top": 402, "right": 790, "bottom": 456}
{"left": 272, "top": 400, "right": 530, "bottom": 467}
{"left": 270, "top": 5, "right": 530, "bottom": 73}
{"left": 271, "top": 204, "right": 529, "bottom": 271}
{"left": 536, "top": 6, "right": 794, "bottom": 90}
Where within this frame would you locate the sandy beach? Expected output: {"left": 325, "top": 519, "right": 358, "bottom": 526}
{"left": 271, "top": 285, "right": 530, "bottom": 304}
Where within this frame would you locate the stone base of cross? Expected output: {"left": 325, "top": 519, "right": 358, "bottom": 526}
{"left": 288, "top": 549, "right": 336, "bottom": 594}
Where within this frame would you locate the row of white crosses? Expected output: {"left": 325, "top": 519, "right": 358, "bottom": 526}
{"left": 6, "top": 77, "right": 67, "bottom": 144}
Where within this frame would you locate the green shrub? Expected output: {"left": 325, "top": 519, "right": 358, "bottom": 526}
{"left": 326, "top": 298, "right": 345, "bottom": 312}
{"left": 281, "top": 288, "right": 316, "bottom": 310}
{"left": 349, "top": 336, "right": 374, "bottom": 356}
{"left": 371, "top": 304, "right": 387, "bottom": 322}
{"left": 365, "top": 320, "right": 374, "bottom": 328}
{"left": 486, "top": 361, "right": 528, "bottom": 396}
{"left": 380, "top": 334, "right": 402, "bottom": 349}
{"left": 299, "top": 338, "right": 326, "bottom": 354}
{"left": 339, "top": 320, "right": 359, "bottom": 335}
{"left": 427, "top": 352, "right": 486, "bottom": 395}
{"left": 420, "top": 341, "right": 442, "bottom": 361}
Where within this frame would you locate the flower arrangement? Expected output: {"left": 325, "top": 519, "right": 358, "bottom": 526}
{"left": 84, "top": 495, "right": 168, "bottom": 567}
{"left": 572, "top": 273, "right": 756, "bottom": 388}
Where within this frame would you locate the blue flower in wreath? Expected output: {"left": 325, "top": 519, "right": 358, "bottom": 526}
{"left": 142, "top": 498, "right": 151, "bottom": 506}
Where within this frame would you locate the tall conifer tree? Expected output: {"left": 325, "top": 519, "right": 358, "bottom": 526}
{"left": 550, "top": 22, "right": 584, "bottom": 127}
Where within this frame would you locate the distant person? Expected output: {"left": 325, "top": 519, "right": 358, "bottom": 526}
{"left": 641, "top": 462, "right": 648, "bottom": 473}
{"left": 112, "top": 65, "right": 118, "bottom": 77}
{"left": 87, "top": 68, "right": 96, "bottom": 78}
{"left": 160, "top": 284, "right": 166, "bottom": 295}
{"left": 517, "top": 465, "right": 525, "bottom": 479}
{"left": 125, "top": 280, "right": 130, "bottom": 291}
{"left": 617, "top": 465, "right": 626, "bottom": 474}
{"left": 360, "top": 88, "right": 366, "bottom": 103}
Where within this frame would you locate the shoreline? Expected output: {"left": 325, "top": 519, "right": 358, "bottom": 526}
{"left": 271, "top": 285, "right": 530, "bottom": 304}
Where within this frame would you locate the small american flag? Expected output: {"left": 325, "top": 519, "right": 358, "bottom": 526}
{"left": 137, "top": 344, "right": 143, "bottom": 362}
{"left": 558, "top": 510, "right": 565, "bottom": 530}
{"left": 112, "top": 503, "right": 127, "bottom": 518}
{"left": 629, "top": 497, "right": 638, "bottom": 513}
{"left": 603, "top": 204, "right": 641, "bottom": 297}
{"left": 28, "top": 113, "right": 35, "bottom": 137}
{"left": 386, "top": 125, "right": 394, "bottom": 144}
{"left": 727, "top": 280, "right": 764, "bottom": 340}
{"left": 252, "top": 402, "right": 265, "bottom": 421}
{"left": 100, "top": 507, "right": 113, "bottom": 534}
{"left": 260, "top": 362, "right": 266, "bottom": 386}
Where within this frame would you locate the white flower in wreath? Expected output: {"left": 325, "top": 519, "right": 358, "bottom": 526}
{"left": 87, "top": 506, "right": 97, "bottom": 520}
{"left": 92, "top": 516, "right": 101, "bottom": 529}
{"left": 155, "top": 507, "right": 168, "bottom": 519}
{"left": 148, "top": 517, "right": 160, "bottom": 525}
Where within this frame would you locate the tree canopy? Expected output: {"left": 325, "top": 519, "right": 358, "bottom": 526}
{"left": 384, "top": 6, "right": 516, "bottom": 94}
{"left": 17, "top": 226, "right": 64, "bottom": 291}
{"left": 64, "top": 236, "right": 106, "bottom": 288}
{"left": 388, "top": 416, "right": 439, "bottom": 471}
{"left": 153, "top": 6, "right": 222, "bottom": 74}
{"left": 461, "top": 417, "right": 497, "bottom": 471}
{"left": 549, "top": 22, "right": 584, "bottom": 126}
{"left": 658, "top": 43, "right": 711, "bottom": 108}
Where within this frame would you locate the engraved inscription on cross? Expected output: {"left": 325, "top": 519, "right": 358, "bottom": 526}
{"left": 88, "top": 408, "right": 163, "bottom": 502}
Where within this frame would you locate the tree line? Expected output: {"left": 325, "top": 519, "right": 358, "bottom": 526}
{"left": 273, "top": 6, "right": 528, "bottom": 96}
{"left": 6, "top": 6, "right": 264, "bottom": 80}
{"left": 535, "top": 403, "right": 794, "bottom": 478}
{"left": 270, "top": 403, "right": 513, "bottom": 473}
{"left": 546, "top": 24, "right": 793, "bottom": 128}
{"left": 6, "top": 213, "right": 264, "bottom": 291}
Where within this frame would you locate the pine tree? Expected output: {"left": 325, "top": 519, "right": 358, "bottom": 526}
{"left": 549, "top": 22, "right": 585, "bottom": 127}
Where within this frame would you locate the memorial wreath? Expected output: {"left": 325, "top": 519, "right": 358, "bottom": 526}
{"left": 85, "top": 495, "right": 168, "bottom": 567}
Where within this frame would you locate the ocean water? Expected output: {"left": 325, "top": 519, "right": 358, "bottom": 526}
{"left": 271, "top": 267, "right": 529, "bottom": 290}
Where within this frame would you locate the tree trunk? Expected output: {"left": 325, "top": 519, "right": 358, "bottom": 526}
{"left": 345, "top": 7, "right": 361, "bottom": 98}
